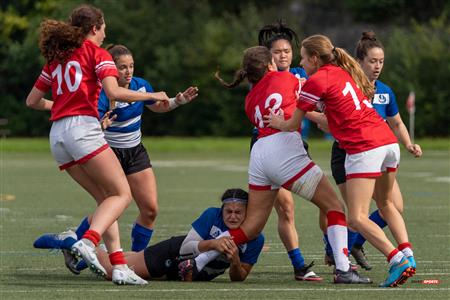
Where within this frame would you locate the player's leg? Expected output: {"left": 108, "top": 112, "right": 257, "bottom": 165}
{"left": 274, "top": 189, "right": 322, "bottom": 281}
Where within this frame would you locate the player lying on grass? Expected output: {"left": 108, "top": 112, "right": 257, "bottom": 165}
{"left": 34, "top": 188, "right": 264, "bottom": 282}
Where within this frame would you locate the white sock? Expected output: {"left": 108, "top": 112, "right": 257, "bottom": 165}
{"left": 327, "top": 224, "right": 350, "bottom": 271}
{"left": 401, "top": 247, "right": 413, "bottom": 257}
{"left": 389, "top": 251, "right": 405, "bottom": 266}
{"left": 194, "top": 231, "right": 231, "bottom": 271}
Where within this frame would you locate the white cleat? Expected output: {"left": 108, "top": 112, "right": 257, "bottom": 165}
{"left": 112, "top": 266, "right": 148, "bottom": 285}
{"left": 71, "top": 239, "right": 107, "bottom": 277}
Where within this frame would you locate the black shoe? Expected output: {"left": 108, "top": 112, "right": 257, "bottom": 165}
{"left": 351, "top": 245, "right": 372, "bottom": 270}
{"left": 334, "top": 268, "right": 372, "bottom": 284}
{"left": 294, "top": 261, "right": 322, "bottom": 281}
{"left": 62, "top": 249, "right": 80, "bottom": 275}
{"left": 178, "top": 259, "right": 198, "bottom": 282}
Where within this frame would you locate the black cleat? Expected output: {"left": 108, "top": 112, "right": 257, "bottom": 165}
{"left": 294, "top": 261, "right": 322, "bottom": 281}
{"left": 351, "top": 245, "right": 372, "bottom": 270}
{"left": 62, "top": 249, "right": 80, "bottom": 275}
{"left": 178, "top": 259, "right": 198, "bottom": 282}
{"left": 334, "top": 268, "right": 373, "bottom": 284}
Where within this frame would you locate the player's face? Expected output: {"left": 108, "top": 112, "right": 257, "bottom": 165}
{"left": 300, "top": 46, "right": 318, "bottom": 76}
{"left": 270, "top": 39, "right": 293, "bottom": 71}
{"left": 92, "top": 22, "right": 106, "bottom": 46}
{"left": 360, "top": 47, "right": 384, "bottom": 83}
{"left": 222, "top": 202, "right": 247, "bottom": 230}
{"left": 115, "top": 55, "right": 134, "bottom": 87}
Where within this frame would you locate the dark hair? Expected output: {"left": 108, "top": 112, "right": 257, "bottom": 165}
{"left": 355, "top": 31, "right": 384, "bottom": 61}
{"left": 69, "top": 4, "right": 104, "bottom": 36}
{"left": 302, "top": 35, "right": 374, "bottom": 98}
{"left": 258, "top": 20, "right": 299, "bottom": 50}
{"left": 105, "top": 44, "right": 133, "bottom": 63}
{"left": 39, "top": 19, "right": 84, "bottom": 64}
{"left": 215, "top": 46, "right": 272, "bottom": 88}
{"left": 221, "top": 188, "right": 248, "bottom": 203}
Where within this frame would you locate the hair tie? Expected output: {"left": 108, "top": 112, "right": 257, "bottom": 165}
{"left": 332, "top": 46, "right": 336, "bottom": 52}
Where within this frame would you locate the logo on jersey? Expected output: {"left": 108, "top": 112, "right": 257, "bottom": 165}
{"left": 238, "top": 243, "right": 247, "bottom": 253}
{"left": 373, "top": 93, "right": 390, "bottom": 105}
{"left": 209, "top": 226, "right": 222, "bottom": 238}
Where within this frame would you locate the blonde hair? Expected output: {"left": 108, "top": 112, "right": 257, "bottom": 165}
{"left": 302, "top": 35, "right": 374, "bottom": 98}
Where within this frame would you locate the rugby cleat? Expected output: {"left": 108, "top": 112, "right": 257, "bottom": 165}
{"left": 294, "top": 261, "right": 322, "bottom": 281}
{"left": 178, "top": 259, "right": 198, "bottom": 282}
{"left": 71, "top": 239, "right": 107, "bottom": 278}
{"left": 350, "top": 245, "right": 372, "bottom": 270}
{"left": 33, "top": 230, "right": 77, "bottom": 250}
{"left": 62, "top": 249, "right": 80, "bottom": 275}
{"left": 379, "top": 256, "right": 414, "bottom": 287}
{"left": 406, "top": 256, "right": 416, "bottom": 276}
{"left": 334, "top": 268, "right": 373, "bottom": 284}
{"left": 112, "top": 266, "right": 148, "bottom": 285}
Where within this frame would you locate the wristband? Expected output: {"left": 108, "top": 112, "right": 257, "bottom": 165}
{"left": 168, "top": 98, "right": 179, "bottom": 110}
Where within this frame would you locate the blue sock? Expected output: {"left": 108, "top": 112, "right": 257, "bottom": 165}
{"left": 75, "top": 217, "right": 90, "bottom": 240}
{"left": 288, "top": 248, "right": 305, "bottom": 269}
{"left": 131, "top": 223, "right": 153, "bottom": 252}
{"left": 354, "top": 210, "right": 388, "bottom": 247}
{"left": 323, "top": 234, "right": 333, "bottom": 256}
{"left": 347, "top": 229, "right": 358, "bottom": 252}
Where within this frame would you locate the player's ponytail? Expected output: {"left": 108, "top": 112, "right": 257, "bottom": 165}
{"left": 215, "top": 46, "right": 272, "bottom": 88}
{"left": 302, "top": 35, "right": 374, "bottom": 99}
{"left": 39, "top": 19, "right": 84, "bottom": 64}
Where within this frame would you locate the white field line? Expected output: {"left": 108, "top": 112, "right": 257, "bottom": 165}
{"left": 1, "top": 288, "right": 449, "bottom": 293}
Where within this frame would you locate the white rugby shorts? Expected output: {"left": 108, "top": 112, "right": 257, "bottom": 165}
{"left": 345, "top": 143, "right": 400, "bottom": 179}
{"left": 248, "top": 131, "right": 323, "bottom": 200}
{"left": 50, "top": 115, "right": 109, "bottom": 170}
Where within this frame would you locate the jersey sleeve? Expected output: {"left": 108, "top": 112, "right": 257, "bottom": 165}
{"left": 34, "top": 64, "right": 52, "bottom": 93}
{"left": 143, "top": 80, "right": 156, "bottom": 106}
{"left": 297, "top": 75, "right": 326, "bottom": 112}
{"left": 239, "top": 234, "right": 264, "bottom": 265}
{"left": 386, "top": 87, "right": 399, "bottom": 117}
{"left": 97, "top": 89, "right": 109, "bottom": 119}
{"left": 94, "top": 49, "right": 118, "bottom": 81}
{"left": 191, "top": 208, "right": 220, "bottom": 240}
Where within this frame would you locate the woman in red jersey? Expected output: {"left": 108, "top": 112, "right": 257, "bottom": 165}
{"left": 266, "top": 34, "right": 416, "bottom": 288}
{"left": 25, "top": 5, "right": 170, "bottom": 285}
{"left": 179, "top": 46, "right": 371, "bottom": 284}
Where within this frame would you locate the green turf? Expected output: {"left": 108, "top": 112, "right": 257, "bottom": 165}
{"left": 1, "top": 138, "right": 449, "bottom": 299}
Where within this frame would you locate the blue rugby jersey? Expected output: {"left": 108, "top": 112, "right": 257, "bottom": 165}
{"left": 372, "top": 80, "right": 399, "bottom": 120}
{"left": 98, "top": 77, "right": 155, "bottom": 148}
{"left": 192, "top": 207, "right": 264, "bottom": 268}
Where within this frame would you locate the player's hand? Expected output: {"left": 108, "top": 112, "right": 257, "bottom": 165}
{"left": 100, "top": 110, "right": 117, "bottom": 130}
{"left": 213, "top": 237, "right": 234, "bottom": 253}
{"left": 176, "top": 86, "right": 199, "bottom": 105}
{"left": 224, "top": 240, "right": 239, "bottom": 264}
{"left": 406, "top": 143, "right": 422, "bottom": 158}
{"left": 150, "top": 91, "right": 170, "bottom": 102}
{"left": 263, "top": 108, "right": 285, "bottom": 129}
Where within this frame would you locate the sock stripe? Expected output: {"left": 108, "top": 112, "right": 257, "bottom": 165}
{"left": 398, "top": 242, "right": 412, "bottom": 251}
{"left": 387, "top": 248, "right": 399, "bottom": 262}
{"left": 327, "top": 210, "right": 347, "bottom": 226}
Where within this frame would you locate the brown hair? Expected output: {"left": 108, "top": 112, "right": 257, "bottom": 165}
{"left": 215, "top": 46, "right": 272, "bottom": 88}
{"left": 302, "top": 34, "right": 374, "bottom": 98}
{"left": 69, "top": 5, "right": 104, "bottom": 36}
{"left": 105, "top": 44, "right": 133, "bottom": 63}
{"left": 355, "top": 31, "right": 384, "bottom": 61}
{"left": 38, "top": 19, "right": 84, "bottom": 64}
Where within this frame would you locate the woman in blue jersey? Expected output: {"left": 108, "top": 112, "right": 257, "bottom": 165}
{"left": 251, "top": 21, "right": 322, "bottom": 281}
{"left": 328, "top": 31, "right": 422, "bottom": 270}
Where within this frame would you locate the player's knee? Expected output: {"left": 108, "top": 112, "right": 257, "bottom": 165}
{"left": 141, "top": 205, "right": 158, "bottom": 222}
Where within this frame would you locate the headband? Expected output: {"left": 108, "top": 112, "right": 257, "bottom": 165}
{"left": 222, "top": 197, "right": 248, "bottom": 205}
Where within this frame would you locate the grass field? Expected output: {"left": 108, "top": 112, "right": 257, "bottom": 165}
{"left": 1, "top": 137, "right": 449, "bottom": 299}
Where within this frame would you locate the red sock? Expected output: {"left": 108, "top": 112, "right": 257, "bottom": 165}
{"left": 229, "top": 228, "right": 249, "bottom": 245}
{"left": 109, "top": 250, "right": 127, "bottom": 266}
{"left": 387, "top": 248, "right": 400, "bottom": 262}
{"left": 398, "top": 242, "right": 412, "bottom": 251}
{"left": 82, "top": 230, "right": 101, "bottom": 247}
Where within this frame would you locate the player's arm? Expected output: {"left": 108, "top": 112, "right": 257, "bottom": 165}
{"left": 305, "top": 111, "right": 329, "bottom": 133}
{"left": 264, "top": 108, "right": 305, "bottom": 131}
{"left": 102, "top": 76, "right": 170, "bottom": 103}
{"left": 25, "top": 87, "right": 53, "bottom": 110}
{"left": 387, "top": 113, "right": 422, "bottom": 157}
{"left": 226, "top": 241, "right": 252, "bottom": 281}
{"left": 147, "top": 86, "right": 199, "bottom": 113}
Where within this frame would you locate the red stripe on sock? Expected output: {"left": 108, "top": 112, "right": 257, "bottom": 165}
{"left": 82, "top": 230, "right": 101, "bottom": 247}
{"left": 109, "top": 251, "right": 127, "bottom": 265}
{"left": 327, "top": 210, "right": 347, "bottom": 226}
{"left": 387, "top": 248, "right": 399, "bottom": 262}
{"left": 398, "top": 242, "right": 412, "bottom": 251}
{"left": 229, "top": 228, "right": 249, "bottom": 245}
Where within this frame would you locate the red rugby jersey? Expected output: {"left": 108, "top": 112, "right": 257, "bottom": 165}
{"left": 34, "top": 39, "right": 118, "bottom": 121}
{"left": 245, "top": 71, "right": 301, "bottom": 139}
{"left": 298, "top": 64, "right": 396, "bottom": 154}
